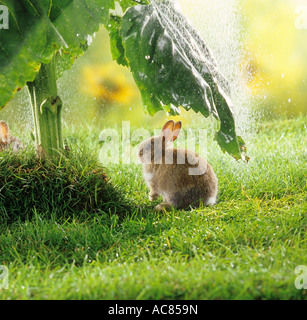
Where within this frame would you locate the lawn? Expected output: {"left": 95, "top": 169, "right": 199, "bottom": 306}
{"left": 0, "top": 116, "right": 306, "bottom": 300}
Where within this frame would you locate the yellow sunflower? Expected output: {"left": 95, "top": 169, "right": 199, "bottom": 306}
{"left": 82, "top": 63, "right": 137, "bottom": 105}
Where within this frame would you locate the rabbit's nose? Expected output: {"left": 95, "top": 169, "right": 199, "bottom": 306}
{"left": 139, "top": 149, "right": 143, "bottom": 157}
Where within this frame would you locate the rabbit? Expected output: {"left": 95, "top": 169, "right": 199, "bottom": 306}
{"left": 138, "top": 120, "right": 218, "bottom": 211}
{"left": 0, "top": 121, "right": 23, "bottom": 152}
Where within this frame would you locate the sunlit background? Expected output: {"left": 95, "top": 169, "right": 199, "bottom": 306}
{"left": 1, "top": 0, "right": 306, "bottom": 136}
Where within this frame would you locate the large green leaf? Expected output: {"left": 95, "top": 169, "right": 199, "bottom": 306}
{"left": 106, "top": 0, "right": 150, "bottom": 67}
{"left": 0, "top": 0, "right": 115, "bottom": 108}
{"left": 106, "top": 14, "right": 129, "bottom": 67}
{"left": 117, "top": 0, "right": 149, "bottom": 12}
{"left": 119, "top": 0, "right": 248, "bottom": 161}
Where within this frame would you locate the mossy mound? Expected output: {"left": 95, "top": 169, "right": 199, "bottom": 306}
{"left": 0, "top": 149, "right": 130, "bottom": 222}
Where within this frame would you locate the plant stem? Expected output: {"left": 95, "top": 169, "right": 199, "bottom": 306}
{"left": 27, "top": 54, "right": 63, "bottom": 158}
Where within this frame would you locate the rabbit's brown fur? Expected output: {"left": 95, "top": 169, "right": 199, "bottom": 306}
{"left": 138, "top": 120, "right": 218, "bottom": 211}
{"left": 0, "top": 121, "right": 23, "bottom": 152}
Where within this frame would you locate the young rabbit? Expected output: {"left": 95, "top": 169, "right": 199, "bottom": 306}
{"left": 0, "top": 121, "right": 23, "bottom": 152}
{"left": 138, "top": 120, "right": 218, "bottom": 211}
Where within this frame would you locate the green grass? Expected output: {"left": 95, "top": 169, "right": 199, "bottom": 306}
{"left": 0, "top": 116, "right": 306, "bottom": 299}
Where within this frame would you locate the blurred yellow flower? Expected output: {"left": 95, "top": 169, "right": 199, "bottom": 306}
{"left": 81, "top": 63, "right": 137, "bottom": 105}
{"left": 241, "top": 0, "right": 307, "bottom": 115}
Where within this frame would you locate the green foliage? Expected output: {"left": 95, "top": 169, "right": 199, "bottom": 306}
{"left": 117, "top": 0, "right": 150, "bottom": 12}
{"left": 0, "top": 0, "right": 115, "bottom": 108}
{"left": 116, "top": 0, "right": 247, "bottom": 160}
{"left": 0, "top": 0, "right": 150, "bottom": 109}
{"left": 0, "top": 0, "right": 247, "bottom": 160}
{"left": 106, "top": 15, "right": 129, "bottom": 67}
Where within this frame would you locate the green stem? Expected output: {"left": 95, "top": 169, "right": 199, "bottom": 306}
{"left": 27, "top": 54, "right": 63, "bottom": 158}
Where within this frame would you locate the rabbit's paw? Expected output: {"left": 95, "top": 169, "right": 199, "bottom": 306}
{"left": 149, "top": 192, "right": 159, "bottom": 201}
{"left": 155, "top": 203, "right": 172, "bottom": 211}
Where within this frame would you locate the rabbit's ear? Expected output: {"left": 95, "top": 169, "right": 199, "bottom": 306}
{"left": 0, "top": 121, "right": 9, "bottom": 143}
{"left": 172, "top": 121, "right": 182, "bottom": 141}
{"left": 161, "top": 120, "right": 175, "bottom": 142}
